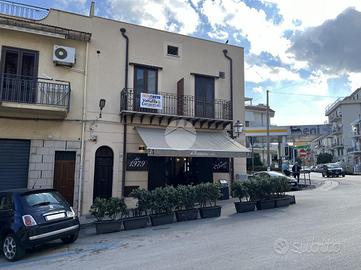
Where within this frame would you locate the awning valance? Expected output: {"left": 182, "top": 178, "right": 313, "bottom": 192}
{"left": 136, "top": 127, "right": 250, "bottom": 158}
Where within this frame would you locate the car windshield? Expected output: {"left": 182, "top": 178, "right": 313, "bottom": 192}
{"left": 327, "top": 163, "right": 340, "bottom": 168}
{"left": 23, "top": 191, "right": 63, "bottom": 207}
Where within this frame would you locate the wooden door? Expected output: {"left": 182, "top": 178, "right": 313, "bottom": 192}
{"left": 53, "top": 151, "right": 76, "bottom": 205}
{"left": 93, "top": 146, "right": 114, "bottom": 200}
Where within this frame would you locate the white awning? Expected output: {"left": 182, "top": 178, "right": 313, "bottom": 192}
{"left": 136, "top": 127, "right": 250, "bottom": 158}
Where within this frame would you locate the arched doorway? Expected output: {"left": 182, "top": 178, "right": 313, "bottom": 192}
{"left": 93, "top": 146, "right": 114, "bottom": 200}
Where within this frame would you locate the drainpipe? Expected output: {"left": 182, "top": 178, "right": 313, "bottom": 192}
{"left": 223, "top": 49, "right": 235, "bottom": 183}
{"left": 120, "top": 28, "right": 129, "bottom": 197}
{"left": 77, "top": 41, "right": 90, "bottom": 215}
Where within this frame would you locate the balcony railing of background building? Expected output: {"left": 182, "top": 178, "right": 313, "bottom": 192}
{"left": 0, "top": 74, "right": 71, "bottom": 111}
{"left": 325, "top": 97, "right": 343, "bottom": 115}
{"left": 120, "top": 88, "right": 232, "bottom": 120}
{"left": 0, "top": 0, "right": 48, "bottom": 20}
{"left": 347, "top": 146, "right": 361, "bottom": 153}
{"left": 331, "top": 126, "right": 342, "bottom": 135}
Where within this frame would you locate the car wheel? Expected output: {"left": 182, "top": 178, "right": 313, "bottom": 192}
{"left": 322, "top": 173, "right": 325, "bottom": 177}
{"left": 2, "top": 234, "right": 25, "bottom": 261}
{"left": 61, "top": 233, "right": 78, "bottom": 244}
{"left": 342, "top": 174, "right": 346, "bottom": 177}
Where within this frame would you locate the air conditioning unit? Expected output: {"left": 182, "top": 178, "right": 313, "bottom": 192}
{"left": 53, "top": 45, "right": 76, "bottom": 66}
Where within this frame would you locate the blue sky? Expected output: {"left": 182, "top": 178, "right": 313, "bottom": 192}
{"left": 15, "top": 0, "right": 361, "bottom": 125}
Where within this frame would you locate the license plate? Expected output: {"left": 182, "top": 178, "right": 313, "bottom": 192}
{"left": 45, "top": 213, "right": 65, "bottom": 221}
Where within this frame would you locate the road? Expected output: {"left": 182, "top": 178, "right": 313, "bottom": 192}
{"left": 1, "top": 173, "right": 361, "bottom": 270}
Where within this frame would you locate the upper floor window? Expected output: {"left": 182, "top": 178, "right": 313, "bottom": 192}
{"left": 167, "top": 45, "right": 179, "bottom": 56}
{"left": 134, "top": 65, "right": 158, "bottom": 94}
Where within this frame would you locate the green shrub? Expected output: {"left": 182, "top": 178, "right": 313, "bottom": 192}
{"left": 273, "top": 177, "right": 289, "bottom": 197}
{"left": 231, "top": 181, "right": 249, "bottom": 202}
{"left": 149, "top": 186, "right": 177, "bottom": 214}
{"left": 175, "top": 185, "right": 197, "bottom": 210}
{"left": 106, "top": 197, "right": 127, "bottom": 220}
{"left": 90, "top": 197, "right": 127, "bottom": 221}
{"left": 89, "top": 197, "right": 108, "bottom": 221}
{"left": 195, "top": 182, "right": 221, "bottom": 208}
{"left": 130, "top": 188, "right": 152, "bottom": 216}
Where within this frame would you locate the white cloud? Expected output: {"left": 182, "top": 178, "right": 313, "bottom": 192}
{"left": 106, "top": 0, "right": 199, "bottom": 34}
{"left": 263, "top": 0, "right": 361, "bottom": 28}
{"left": 253, "top": 86, "right": 264, "bottom": 94}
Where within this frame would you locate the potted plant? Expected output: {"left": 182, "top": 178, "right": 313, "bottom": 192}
{"left": 123, "top": 188, "right": 150, "bottom": 230}
{"left": 231, "top": 181, "right": 256, "bottom": 213}
{"left": 174, "top": 185, "right": 198, "bottom": 222}
{"left": 196, "top": 182, "right": 222, "bottom": 218}
{"left": 149, "top": 186, "right": 176, "bottom": 226}
{"left": 90, "top": 197, "right": 125, "bottom": 234}
{"left": 274, "top": 177, "right": 291, "bottom": 207}
{"left": 252, "top": 176, "right": 276, "bottom": 210}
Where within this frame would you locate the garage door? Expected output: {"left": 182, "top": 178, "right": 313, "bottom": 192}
{"left": 0, "top": 139, "right": 30, "bottom": 191}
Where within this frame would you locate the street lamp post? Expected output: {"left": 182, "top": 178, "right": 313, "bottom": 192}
{"left": 266, "top": 90, "right": 270, "bottom": 171}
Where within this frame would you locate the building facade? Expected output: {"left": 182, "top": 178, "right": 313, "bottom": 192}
{"left": 325, "top": 88, "right": 361, "bottom": 172}
{"left": 0, "top": 1, "right": 248, "bottom": 214}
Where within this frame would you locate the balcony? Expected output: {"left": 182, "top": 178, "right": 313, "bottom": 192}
{"left": 331, "top": 142, "right": 344, "bottom": 149}
{"left": 0, "top": 0, "right": 48, "bottom": 20}
{"left": 120, "top": 88, "right": 232, "bottom": 129}
{"left": 347, "top": 147, "right": 361, "bottom": 154}
{"left": 0, "top": 74, "right": 71, "bottom": 119}
{"left": 331, "top": 126, "right": 342, "bottom": 135}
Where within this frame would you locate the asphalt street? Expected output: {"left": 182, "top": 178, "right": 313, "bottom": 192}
{"left": 1, "top": 173, "right": 361, "bottom": 270}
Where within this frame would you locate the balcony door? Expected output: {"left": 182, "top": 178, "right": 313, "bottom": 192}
{"left": 195, "top": 75, "right": 214, "bottom": 118}
{"left": 0, "top": 47, "right": 38, "bottom": 103}
{"left": 133, "top": 65, "right": 158, "bottom": 111}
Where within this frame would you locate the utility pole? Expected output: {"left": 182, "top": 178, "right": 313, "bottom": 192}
{"left": 266, "top": 90, "right": 270, "bottom": 170}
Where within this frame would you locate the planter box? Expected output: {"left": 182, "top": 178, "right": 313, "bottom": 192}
{"left": 175, "top": 208, "right": 198, "bottom": 222}
{"left": 256, "top": 199, "right": 276, "bottom": 210}
{"left": 234, "top": 201, "right": 256, "bottom": 213}
{"left": 199, "top": 206, "right": 222, "bottom": 218}
{"left": 122, "top": 216, "right": 149, "bottom": 230}
{"left": 275, "top": 197, "right": 290, "bottom": 208}
{"left": 95, "top": 220, "right": 122, "bottom": 234}
{"left": 286, "top": 195, "right": 296, "bottom": 205}
{"left": 149, "top": 213, "right": 174, "bottom": 226}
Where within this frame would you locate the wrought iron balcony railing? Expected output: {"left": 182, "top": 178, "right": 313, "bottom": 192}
{"left": 120, "top": 88, "right": 232, "bottom": 120}
{"left": 0, "top": 74, "right": 71, "bottom": 111}
{"left": 0, "top": 0, "right": 48, "bottom": 20}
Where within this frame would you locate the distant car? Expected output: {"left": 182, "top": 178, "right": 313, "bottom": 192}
{"left": 321, "top": 163, "right": 345, "bottom": 178}
{"left": 253, "top": 171, "right": 298, "bottom": 190}
{"left": 0, "top": 189, "right": 80, "bottom": 261}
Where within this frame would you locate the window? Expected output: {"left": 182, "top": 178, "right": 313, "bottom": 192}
{"left": 134, "top": 66, "right": 158, "bottom": 94}
{"left": 245, "top": 121, "right": 250, "bottom": 127}
{"left": 0, "top": 46, "right": 39, "bottom": 103}
{"left": 167, "top": 45, "right": 179, "bottom": 56}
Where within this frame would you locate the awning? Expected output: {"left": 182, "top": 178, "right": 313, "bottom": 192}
{"left": 136, "top": 127, "right": 250, "bottom": 158}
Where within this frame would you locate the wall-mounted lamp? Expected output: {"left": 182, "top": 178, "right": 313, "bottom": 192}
{"left": 233, "top": 120, "right": 244, "bottom": 138}
{"left": 99, "top": 99, "right": 106, "bottom": 118}
{"left": 139, "top": 145, "right": 146, "bottom": 152}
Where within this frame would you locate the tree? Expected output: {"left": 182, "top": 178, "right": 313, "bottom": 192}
{"left": 317, "top": 153, "right": 333, "bottom": 164}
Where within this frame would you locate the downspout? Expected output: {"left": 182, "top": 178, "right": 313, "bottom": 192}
{"left": 120, "top": 28, "right": 129, "bottom": 197}
{"left": 223, "top": 49, "right": 235, "bottom": 183}
{"left": 78, "top": 41, "right": 90, "bottom": 215}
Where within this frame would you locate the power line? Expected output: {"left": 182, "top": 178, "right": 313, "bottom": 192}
{"left": 269, "top": 91, "right": 345, "bottom": 98}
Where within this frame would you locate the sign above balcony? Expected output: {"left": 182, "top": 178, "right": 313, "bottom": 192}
{"left": 140, "top": 93, "right": 163, "bottom": 110}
